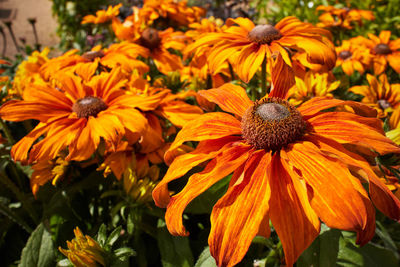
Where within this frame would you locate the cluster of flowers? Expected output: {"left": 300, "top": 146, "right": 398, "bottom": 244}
{"left": 0, "top": 1, "right": 400, "bottom": 266}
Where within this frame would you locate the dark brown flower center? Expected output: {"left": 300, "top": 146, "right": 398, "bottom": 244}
{"left": 374, "top": 43, "right": 391, "bottom": 55}
{"left": 377, "top": 99, "right": 391, "bottom": 110}
{"left": 241, "top": 98, "right": 306, "bottom": 151}
{"left": 338, "top": 50, "right": 352, "bottom": 60}
{"left": 140, "top": 28, "right": 161, "bottom": 50}
{"left": 72, "top": 96, "right": 108, "bottom": 118}
{"left": 248, "top": 24, "right": 282, "bottom": 45}
{"left": 82, "top": 50, "right": 105, "bottom": 61}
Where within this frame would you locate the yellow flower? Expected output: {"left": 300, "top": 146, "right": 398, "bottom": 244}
{"left": 59, "top": 227, "right": 106, "bottom": 267}
{"left": 12, "top": 47, "right": 50, "bottom": 97}
{"left": 288, "top": 71, "right": 340, "bottom": 106}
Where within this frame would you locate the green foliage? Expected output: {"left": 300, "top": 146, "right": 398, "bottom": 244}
{"left": 19, "top": 223, "right": 55, "bottom": 267}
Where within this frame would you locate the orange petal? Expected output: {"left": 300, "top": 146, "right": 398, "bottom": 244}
{"left": 165, "top": 143, "right": 252, "bottom": 236}
{"left": 283, "top": 141, "right": 371, "bottom": 233}
{"left": 153, "top": 136, "right": 242, "bottom": 207}
{"left": 11, "top": 123, "right": 49, "bottom": 163}
{"left": 305, "top": 134, "right": 400, "bottom": 222}
{"left": 269, "top": 153, "right": 320, "bottom": 266}
{"left": 156, "top": 100, "right": 204, "bottom": 128}
{"left": 0, "top": 100, "right": 70, "bottom": 122}
{"left": 270, "top": 54, "right": 295, "bottom": 99}
{"left": 29, "top": 119, "right": 84, "bottom": 162}
{"left": 308, "top": 111, "right": 400, "bottom": 155}
{"left": 209, "top": 150, "right": 271, "bottom": 267}
{"left": 236, "top": 44, "right": 265, "bottom": 83}
{"left": 198, "top": 84, "right": 252, "bottom": 118}
{"left": 166, "top": 112, "right": 242, "bottom": 156}
{"left": 298, "top": 97, "right": 377, "bottom": 118}
{"left": 109, "top": 90, "right": 169, "bottom": 111}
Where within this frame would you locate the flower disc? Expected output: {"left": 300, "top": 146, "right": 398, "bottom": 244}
{"left": 82, "top": 50, "right": 105, "bottom": 61}
{"left": 338, "top": 50, "right": 352, "bottom": 60}
{"left": 248, "top": 24, "right": 282, "bottom": 45}
{"left": 374, "top": 43, "right": 391, "bottom": 55}
{"left": 140, "top": 28, "right": 161, "bottom": 50}
{"left": 241, "top": 98, "right": 306, "bottom": 151}
{"left": 72, "top": 96, "right": 108, "bottom": 118}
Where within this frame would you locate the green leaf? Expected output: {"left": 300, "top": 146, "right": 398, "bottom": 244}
{"left": 185, "top": 176, "right": 230, "bottom": 214}
{"left": 337, "top": 234, "right": 399, "bottom": 267}
{"left": 297, "top": 224, "right": 341, "bottom": 267}
{"left": 157, "top": 219, "right": 194, "bottom": 267}
{"left": 194, "top": 247, "right": 217, "bottom": 267}
{"left": 19, "top": 223, "right": 55, "bottom": 267}
{"left": 97, "top": 224, "right": 107, "bottom": 247}
{"left": 106, "top": 226, "right": 122, "bottom": 248}
{"left": 114, "top": 247, "right": 136, "bottom": 259}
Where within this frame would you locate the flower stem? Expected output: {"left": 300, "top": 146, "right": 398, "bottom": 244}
{"left": 261, "top": 56, "right": 267, "bottom": 95}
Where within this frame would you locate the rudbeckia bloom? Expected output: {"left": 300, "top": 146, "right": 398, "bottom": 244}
{"left": 335, "top": 39, "right": 371, "bottom": 76}
{"left": 153, "top": 83, "right": 400, "bottom": 266}
{"left": 81, "top": 3, "right": 122, "bottom": 24}
{"left": 349, "top": 74, "right": 400, "bottom": 118}
{"left": 0, "top": 67, "right": 169, "bottom": 164}
{"left": 186, "top": 16, "right": 336, "bottom": 83}
{"left": 365, "top": 31, "right": 400, "bottom": 74}
{"left": 316, "top": 5, "right": 374, "bottom": 29}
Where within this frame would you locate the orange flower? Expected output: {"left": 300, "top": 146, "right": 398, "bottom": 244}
{"left": 316, "top": 5, "right": 374, "bottom": 29}
{"left": 40, "top": 43, "right": 149, "bottom": 82}
{"left": 81, "top": 4, "right": 122, "bottom": 24}
{"left": 112, "top": 25, "right": 187, "bottom": 75}
{"left": 186, "top": 16, "right": 335, "bottom": 83}
{"left": 153, "top": 83, "right": 400, "bottom": 267}
{"left": 140, "top": 0, "right": 205, "bottom": 26}
{"left": 30, "top": 154, "right": 69, "bottom": 196}
{"left": 364, "top": 31, "right": 400, "bottom": 74}
{"left": 0, "top": 67, "right": 169, "bottom": 164}
{"left": 335, "top": 39, "right": 371, "bottom": 75}
{"left": 349, "top": 74, "right": 400, "bottom": 118}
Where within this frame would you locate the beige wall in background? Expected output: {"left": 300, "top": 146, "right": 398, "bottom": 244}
{"left": 0, "top": 0, "right": 59, "bottom": 58}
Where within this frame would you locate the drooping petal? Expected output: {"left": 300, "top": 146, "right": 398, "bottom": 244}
{"left": 308, "top": 111, "right": 400, "bottom": 155}
{"left": 269, "top": 54, "right": 295, "bottom": 99}
{"left": 0, "top": 100, "right": 71, "bottom": 122}
{"left": 153, "top": 136, "right": 242, "bottom": 207}
{"left": 11, "top": 123, "right": 49, "bottom": 163}
{"left": 305, "top": 134, "right": 400, "bottom": 222}
{"left": 166, "top": 112, "right": 242, "bottom": 155}
{"left": 209, "top": 150, "right": 271, "bottom": 267}
{"left": 165, "top": 143, "right": 253, "bottom": 236}
{"left": 28, "top": 119, "right": 85, "bottom": 162}
{"left": 156, "top": 100, "right": 204, "bottom": 128}
{"left": 298, "top": 97, "right": 377, "bottom": 118}
{"left": 283, "top": 141, "right": 372, "bottom": 234}
{"left": 236, "top": 44, "right": 265, "bottom": 83}
{"left": 198, "top": 84, "right": 253, "bottom": 118}
{"left": 269, "top": 153, "right": 320, "bottom": 266}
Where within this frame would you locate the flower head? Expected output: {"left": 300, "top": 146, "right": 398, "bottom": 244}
{"left": 349, "top": 74, "right": 400, "bottom": 118}
{"left": 364, "top": 31, "right": 400, "bottom": 74}
{"left": 82, "top": 4, "right": 122, "bottom": 24}
{"left": 59, "top": 227, "right": 106, "bottom": 267}
{"left": 0, "top": 67, "right": 169, "bottom": 164}
{"left": 153, "top": 83, "right": 400, "bottom": 266}
{"left": 186, "top": 16, "right": 336, "bottom": 83}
